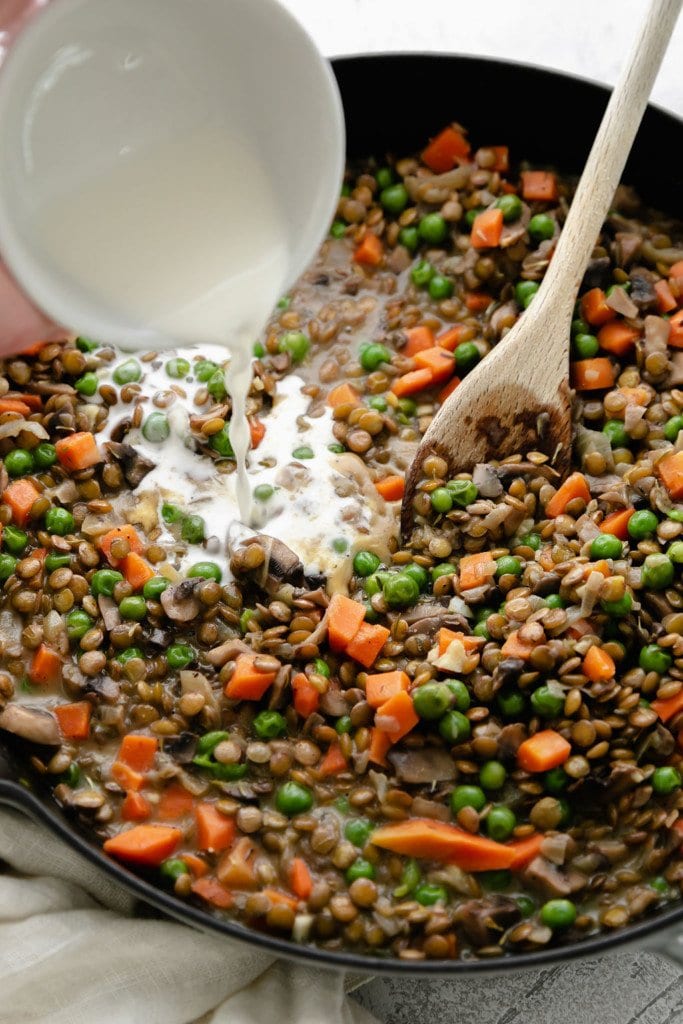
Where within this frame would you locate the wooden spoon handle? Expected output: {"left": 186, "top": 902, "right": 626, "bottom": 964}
{"left": 538, "top": 0, "right": 682, "bottom": 312}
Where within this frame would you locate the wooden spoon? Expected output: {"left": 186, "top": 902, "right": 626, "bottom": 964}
{"left": 401, "top": 0, "right": 681, "bottom": 538}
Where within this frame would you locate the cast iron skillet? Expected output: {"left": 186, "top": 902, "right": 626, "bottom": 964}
{"left": 1, "top": 54, "right": 683, "bottom": 976}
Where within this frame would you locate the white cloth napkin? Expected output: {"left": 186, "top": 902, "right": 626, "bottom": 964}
{"left": 0, "top": 808, "right": 377, "bottom": 1024}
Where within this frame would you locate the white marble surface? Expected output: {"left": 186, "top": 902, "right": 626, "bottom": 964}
{"left": 278, "top": 2, "right": 683, "bottom": 1022}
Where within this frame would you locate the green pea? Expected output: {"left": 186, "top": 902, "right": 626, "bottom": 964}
{"left": 464, "top": 207, "right": 485, "bottom": 227}
{"left": 160, "top": 858, "right": 190, "bottom": 883}
{"left": 253, "top": 342, "right": 266, "bottom": 358}
{"left": 335, "top": 715, "right": 352, "bottom": 734}
{"left": 414, "top": 883, "right": 448, "bottom": 906}
{"left": 211, "top": 426, "right": 234, "bottom": 458}
{"left": 571, "top": 317, "right": 590, "bottom": 337}
{"left": 602, "top": 419, "right": 629, "bottom": 447}
{"left": 480, "top": 760, "right": 506, "bottom": 790}
{"left": 428, "top": 274, "right": 453, "bottom": 300}
{"left": 652, "top": 766, "right": 682, "bottom": 794}
{"left": 528, "top": 213, "right": 555, "bottom": 241}
{"left": 346, "top": 858, "right": 376, "bottom": 883}
{"left": 497, "top": 687, "right": 526, "bottom": 717}
{"left": 335, "top": 795, "right": 350, "bottom": 814}
{"left": 412, "top": 682, "right": 453, "bottom": 720}
{"left": 639, "top": 643, "right": 672, "bottom": 675}
{"left": 45, "top": 552, "right": 71, "bottom": 572}
{"left": 642, "top": 553, "right": 674, "bottom": 591}
{"left": 76, "top": 337, "right": 98, "bottom": 352}
{"left": 517, "top": 895, "right": 536, "bottom": 918}
{"left": 195, "top": 360, "right": 219, "bottom": 382}
{"left": 650, "top": 876, "right": 670, "bottom": 895}
{"left": 278, "top": 331, "right": 310, "bottom": 362}
{"left": 161, "top": 502, "right": 184, "bottom": 524}
{"left": 33, "top": 442, "right": 57, "bottom": 469}
{"left": 113, "top": 359, "right": 141, "bottom": 385}
{"left": 518, "top": 532, "right": 541, "bottom": 551}
{"left": 444, "top": 679, "right": 471, "bottom": 711}
{"left": 480, "top": 869, "right": 512, "bottom": 890}
{"left": 253, "top": 709, "right": 287, "bottom": 739}
{"left": 353, "top": 550, "right": 381, "bottom": 577}
{"left": 332, "top": 537, "right": 348, "bottom": 555}
{"left": 451, "top": 342, "right": 480, "bottom": 376}
{"left": 254, "top": 483, "right": 275, "bottom": 502}
{"left": 393, "top": 858, "right": 421, "bottom": 897}
{"left": 375, "top": 167, "right": 393, "bottom": 190}
{"left": 240, "top": 609, "right": 257, "bottom": 633}
{"left": 368, "top": 395, "right": 388, "bottom": 412}
{"left": 0, "top": 554, "right": 17, "bottom": 580}
{"left": 90, "top": 569, "right": 124, "bottom": 597}
{"left": 4, "top": 449, "right": 34, "bottom": 477}
{"left": 447, "top": 479, "right": 478, "bottom": 506}
{"left": 117, "top": 647, "right": 144, "bottom": 664}
{"left": 277, "top": 295, "right": 292, "bottom": 310}
{"left": 206, "top": 370, "right": 227, "bottom": 401}
{"left": 192, "top": 753, "right": 247, "bottom": 781}
{"left": 431, "top": 562, "right": 457, "bottom": 583}
{"left": 292, "top": 445, "right": 314, "bottom": 460}
{"left": 450, "top": 784, "right": 486, "bottom": 814}
{"left": 438, "top": 709, "right": 471, "bottom": 744}
{"left": 45, "top": 507, "right": 74, "bottom": 536}
{"left": 668, "top": 540, "right": 683, "bottom": 563}
{"left": 275, "top": 781, "right": 314, "bottom": 816}
{"left": 397, "top": 397, "right": 416, "bottom": 416}
{"left": 418, "top": 212, "right": 448, "bottom": 243}
{"left": 383, "top": 573, "right": 419, "bottom": 609}
{"left": 119, "top": 595, "right": 147, "bottom": 620}
{"left": 380, "top": 183, "right": 409, "bottom": 215}
{"left": 2, "top": 525, "right": 28, "bottom": 555}
{"left": 573, "top": 333, "right": 600, "bottom": 359}
{"left": 75, "top": 372, "right": 99, "bottom": 396}
{"left": 431, "top": 487, "right": 453, "bottom": 513}
{"left": 398, "top": 226, "right": 420, "bottom": 252}
{"left": 540, "top": 898, "right": 577, "bottom": 930}
{"left": 590, "top": 533, "right": 623, "bottom": 560}
{"left": 360, "top": 343, "right": 392, "bottom": 372}
{"left": 165, "top": 357, "right": 191, "bottom": 379}
{"left": 628, "top": 509, "right": 658, "bottom": 539}
{"left": 344, "top": 818, "right": 374, "bottom": 848}
{"left": 544, "top": 593, "right": 565, "bottom": 609}
{"left": 515, "top": 280, "right": 539, "bottom": 308}
{"left": 167, "top": 644, "right": 195, "bottom": 670}
{"left": 475, "top": 606, "right": 496, "bottom": 623}
{"left": 544, "top": 767, "right": 568, "bottom": 793}
{"left": 411, "top": 260, "right": 434, "bottom": 287}
{"left": 401, "top": 563, "right": 429, "bottom": 591}
{"left": 486, "top": 805, "right": 516, "bottom": 842}
{"left": 196, "top": 730, "right": 230, "bottom": 755}
{"left": 314, "top": 658, "right": 330, "bottom": 678}
{"left": 664, "top": 415, "right": 683, "bottom": 442}
{"left": 63, "top": 762, "right": 81, "bottom": 788}
{"left": 531, "top": 685, "right": 564, "bottom": 718}
{"left": 143, "top": 576, "right": 169, "bottom": 601}
{"left": 363, "top": 574, "right": 383, "bottom": 598}
{"left": 496, "top": 555, "right": 522, "bottom": 578}
{"left": 65, "top": 608, "right": 93, "bottom": 640}
{"left": 180, "top": 514, "right": 205, "bottom": 544}
{"left": 142, "top": 412, "right": 170, "bottom": 443}
{"left": 330, "top": 220, "right": 346, "bottom": 238}
{"left": 188, "top": 561, "right": 222, "bottom": 583}
{"left": 495, "top": 193, "right": 523, "bottom": 222}
{"left": 601, "top": 592, "right": 633, "bottom": 617}
{"left": 327, "top": 443, "right": 346, "bottom": 454}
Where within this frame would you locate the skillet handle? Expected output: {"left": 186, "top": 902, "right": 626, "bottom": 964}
{"left": 645, "top": 924, "right": 683, "bottom": 968}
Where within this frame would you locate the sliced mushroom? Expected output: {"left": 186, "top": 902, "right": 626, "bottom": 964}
{"left": 105, "top": 441, "right": 155, "bottom": 487}
{"left": 0, "top": 704, "right": 61, "bottom": 745}
{"left": 180, "top": 670, "right": 218, "bottom": 709}
{"left": 160, "top": 578, "right": 202, "bottom": 621}
{"left": 388, "top": 746, "right": 456, "bottom": 784}
{"left": 454, "top": 896, "right": 521, "bottom": 946}
{"left": 98, "top": 595, "right": 121, "bottom": 632}
{"left": 205, "top": 638, "right": 252, "bottom": 667}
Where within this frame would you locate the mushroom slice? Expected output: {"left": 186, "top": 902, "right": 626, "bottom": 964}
{"left": 0, "top": 704, "right": 61, "bottom": 745}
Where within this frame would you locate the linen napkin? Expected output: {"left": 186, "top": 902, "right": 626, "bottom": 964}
{"left": 0, "top": 808, "right": 377, "bottom": 1024}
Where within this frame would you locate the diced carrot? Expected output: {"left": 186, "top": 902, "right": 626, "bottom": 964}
{"left": 565, "top": 618, "right": 594, "bottom": 640}
{"left": 118, "top": 734, "right": 158, "bottom": 772}
{"left": 262, "top": 888, "right": 299, "bottom": 911}
{"left": 436, "top": 324, "right": 472, "bottom": 351}
{"left": 597, "top": 321, "right": 640, "bottom": 356}
{"left": 111, "top": 761, "right": 145, "bottom": 792}
{"left": 217, "top": 836, "right": 258, "bottom": 889}
{"left": 345, "top": 621, "right": 390, "bottom": 668}
{"left": 490, "top": 146, "right": 509, "bottom": 173}
{"left": 327, "top": 593, "right": 367, "bottom": 652}
{"left": 669, "top": 260, "right": 683, "bottom": 287}
{"left": 98, "top": 524, "right": 144, "bottom": 566}
{"left": 500, "top": 630, "right": 535, "bottom": 660}
{"left": 581, "top": 288, "right": 615, "bottom": 327}
{"left": 470, "top": 208, "right": 504, "bottom": 249}
{"left": 319, "top": 742, "right": 348, "bottom": 776}
{"left": 517, "top": 730, "right": 571, "bottom": 773}
{"left": 6, "top": 391, "right": 42, "bottom": 410}
{"left": 375, "top": 689, "right": 419, "bottom": 743}
{"left": 507, "top": 833, "right": 544, "bottom": 870}
{"left": 365, "top": 670, "right": 410, "bottom": 709}
{"left": 657, "top": 450, "right": 683, "bottom": 499}
{"left": 181, "top": 853, "right": 208, "bottom": 877}
{"left": 103, "top": 824, "right": 182, "bottom": 866}
{"left": 438, "top": 376, "right": 461, "bottom": 404}
{"left": 195, "top": 803, "right": 235, "bottom": 853}
{"left": 353, "top": 233, "right": 383, "bottom": 267}
{"left": 248, "top": 417, "right": 266, "bottom": 449}
{"left": 29, "top": 644, "right": 62, "bottom": 686}
{"left": 292, "top": 672, "right": 320, "bottom": 718}
{"left": 585, "top": 559, "right": 611, "bottom": 579}
{"left": 618, "top": 386, "right": 650, "bottom": 406}
{"left": 2, "top": 479, "right": 40, "bottom": 527}
{"left": 464, "top": 291, "right": 492, "bottom": 313}
{"left": 368, "top": 726, "right": 392, "bottom": 766}
{"left": 119, "top": 552, "right": 154, "bottom": 591}
{"left": 375, "top": 475, "right": 405, "bottom": 501}
{"left": 600, "top": 508, "right": 635, "bottom": 539}
{"left": 20, "top": 341, "right": 47, "bottom": 357}
{"left": 157, "top": 782, "right": 195, "bottom": 820}
{"left": 668, "top": 309, "right": 683, "bottom": 348}
{"left": 326, "top": 382, "right": 361, "bottom": 408}
{"left": 54, "top": 431, "right": 102, "bottom": 472}
{"left": 391, "top": 368, "right": 434, "bottom": 397}
{"left": 458, "top": 551, "right": 496, "bottom": 591}
{"left": 371, "top": 819, "right": 516, "bottom": 871}
{"left": 655, "top": 279, "right": 678, "bottom": 314}
{"left": 191, "top": 876, "right": 234, "bottom": 909}
{"left": 582, "top": 645, "right": 616, "bottom": 682}
{"left": 54, "top": 701, "right": 91, "bottom": 740}
{"left": 422, "top": 126, "right": 470, "bottom": 173}
{"left": 545, "top": 472, "right": 591, "bottom": 518}
{"left": 651, "top": 690, "right": 683, "bottom": 723}
{"left": 521, "top": 170, "right": 558, "bottom": 202}
{"left": 404, "top": 326, "right": 435, "bottom": 356}
{"left": 437, "top": 628, "right": 484, "bottom": 656}
{"left": 571, "top": 358, "right": 616, "bottom": 391}
{"left": 0, "top": 398, "right": 31, "bottom": 416}
{"left": 414, "top": 346, "right": 456, "bottom": 384}
{"left": 225, "top": 653, "right": 277, "bottom": 701}
{"left": 289, "top": 857, "right": 313, "bottom": 901}
{"left": 122, "top": 791, "right": 151, "bottom": 822}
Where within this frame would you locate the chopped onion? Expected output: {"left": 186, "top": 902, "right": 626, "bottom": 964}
{"left": 575, "top": 424, "right": 614, "bottom": 472}
{"left": 448, "top": 596, "right": 473, "bottom": 618}
{"left": 0, "top": 419, "right": 48, "bottom": 441}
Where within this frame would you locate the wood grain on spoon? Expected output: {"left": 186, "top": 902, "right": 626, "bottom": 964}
{"left": 401, "top": 0, "right": 682, "bottom": 539}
